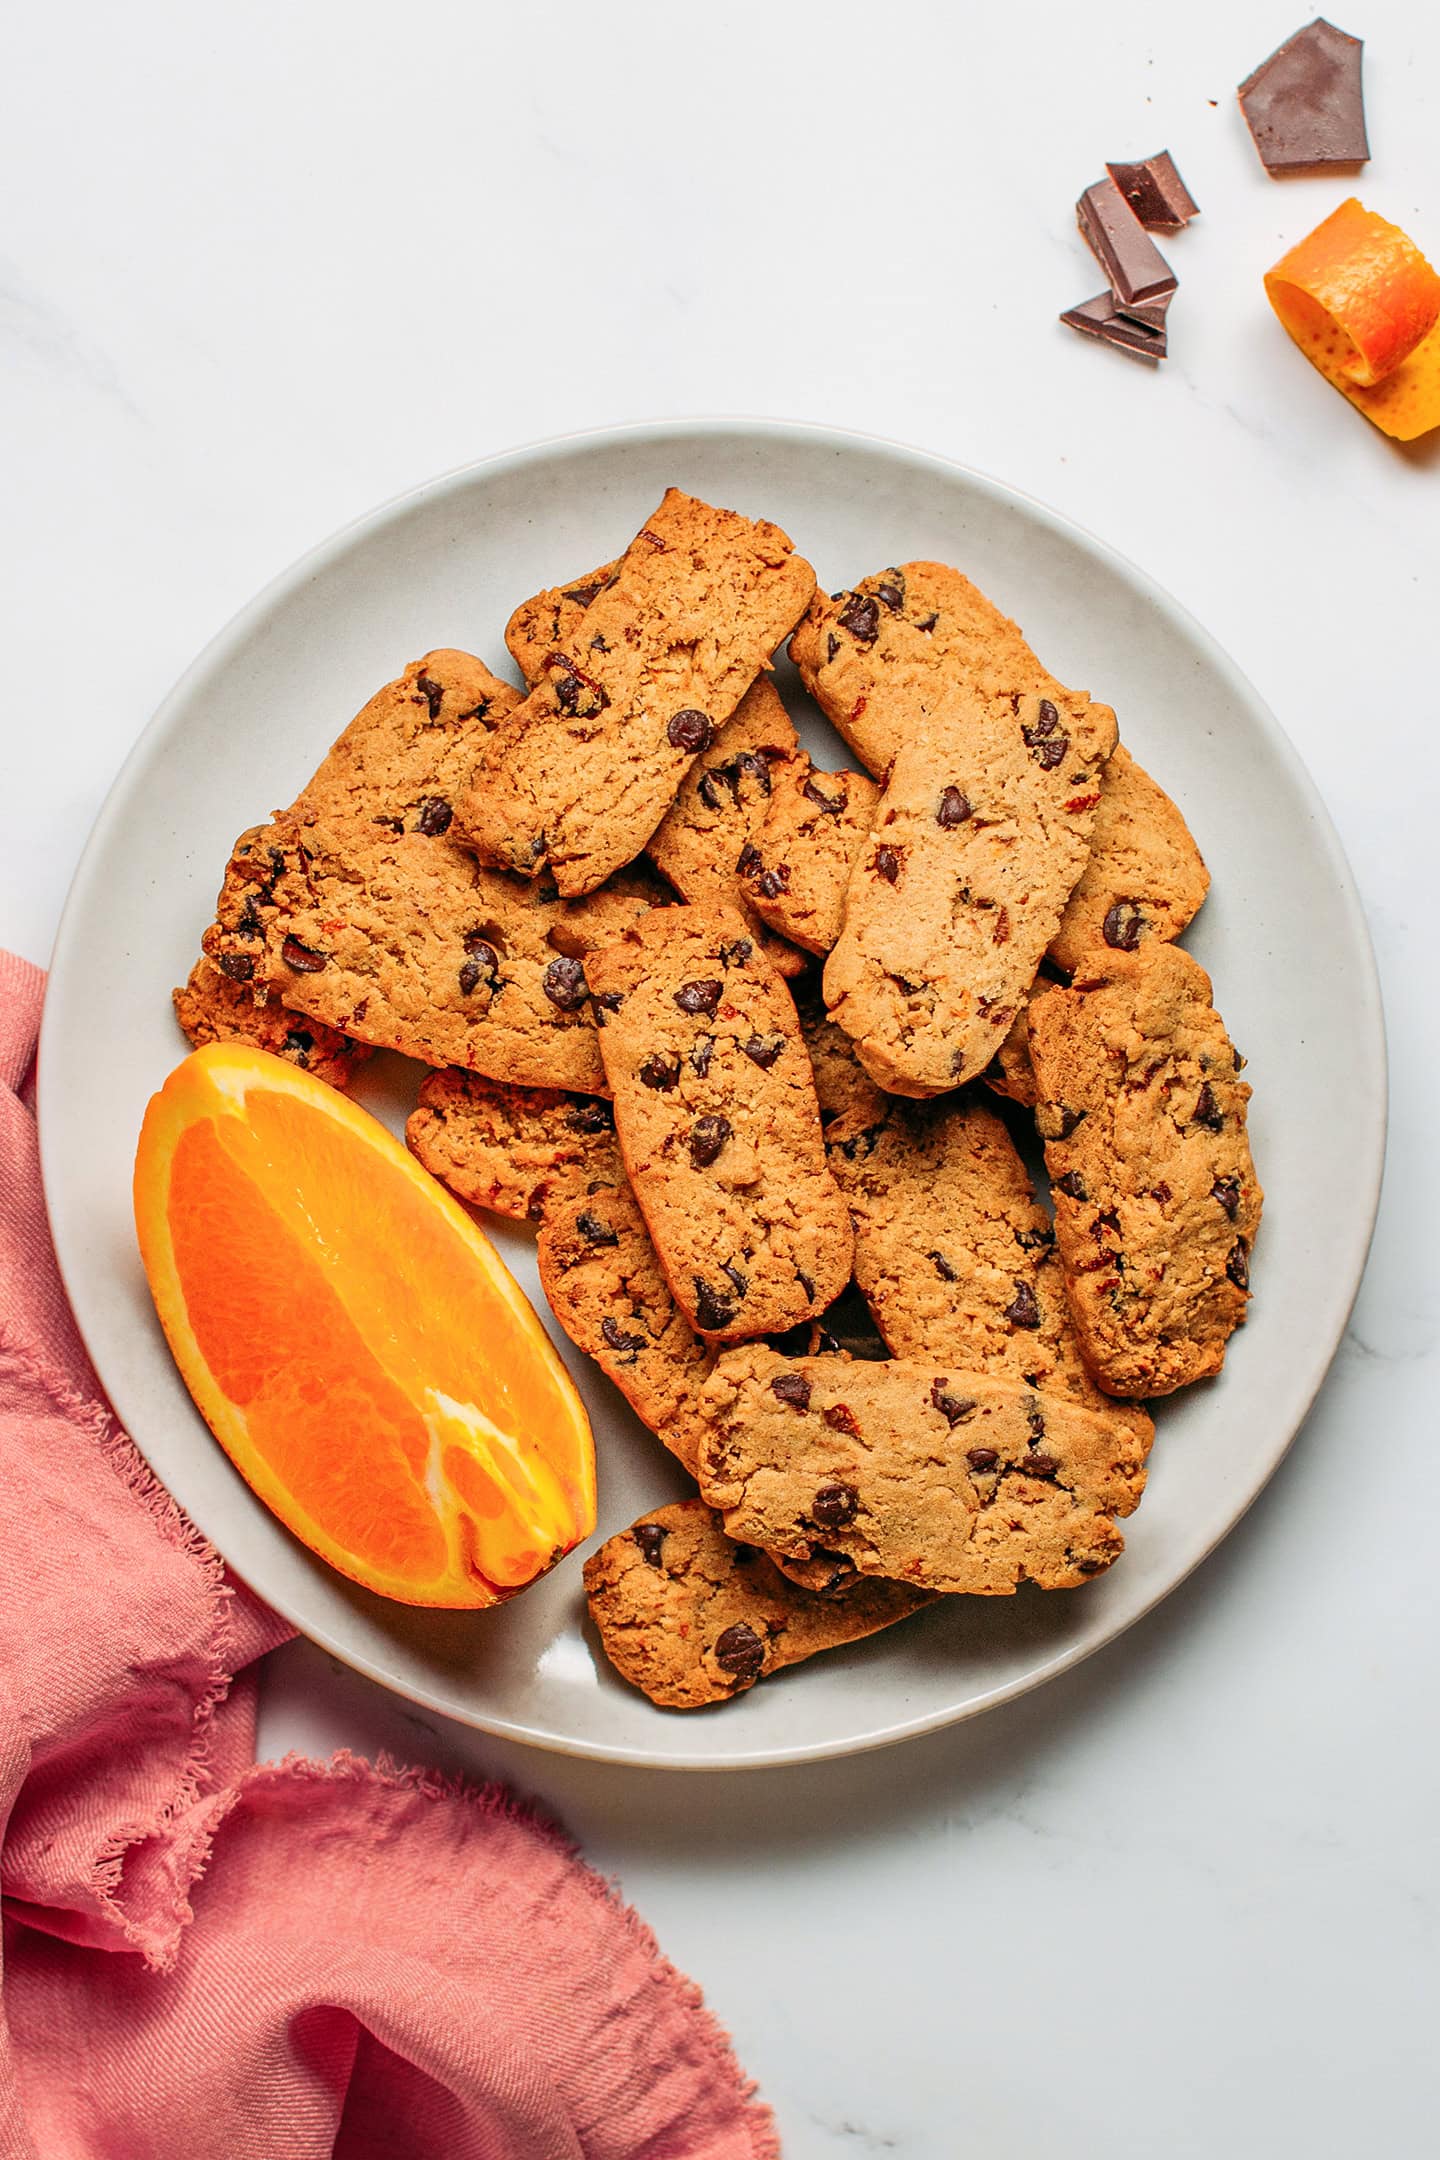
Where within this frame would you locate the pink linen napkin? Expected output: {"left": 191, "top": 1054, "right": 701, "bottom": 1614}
{"left": 0, "top": 951, "right": 777, "bottom": 2159}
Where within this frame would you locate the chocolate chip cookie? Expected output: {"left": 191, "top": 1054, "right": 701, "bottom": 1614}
{"left": 505, "top": 561, "right": 621, "bottom": 684}
{"left": 584, "top": 1499, "right": 932, "bottom": 1709}
{"left": 587, "top": 907, "right": 854, "bottom": 1340}
{"left": 406, "top": 1072, "right": 615, "bottom": 1222}
{"left": 172, "top": 955, "right": 372, "bottom": 1089}
{"left": 738, "top": 756, "right": 882, "bottom": 956}
{"left": 823, "top": 699, "right": 1114, "bottom": 1094}
{"left": 697, "top": 1349, "right": 1148, "bottom": 1593}
{"left": 459, "top": 491, "right": 816, "bottom": 897}
{"left": 1027, "top": 942, "right": 1262, "bottom": 1395}
{"left": 1049, "top": 744, "right": 1209, "bottom": 973}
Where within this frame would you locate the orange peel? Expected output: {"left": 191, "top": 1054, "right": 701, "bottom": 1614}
{"left": 134, "top": 1043, "right": 595, "bottom": 1607}
{"left": 1265, "top": 198, "right": 1440, "bottom": 440}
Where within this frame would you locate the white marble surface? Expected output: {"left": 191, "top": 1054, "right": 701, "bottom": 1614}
{"left": 4, "top": 2, "right": 1436, "bottom": 2151}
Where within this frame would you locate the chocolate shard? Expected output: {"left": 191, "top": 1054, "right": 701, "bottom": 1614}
{"left": 1238, "top": 18, "right": 1369, "bottom": 173}
{"left": 1115, "top": 288, "right": 1174, "bottom": 332}
{"left": 1076, "top": 177, "right": 1178, "bottom": 308}
{"left": 1105, "top": 152, "right": 1200, "bottom": 232}
{"left": 1060, "top": 293, "right": 1168, "bottom": 365}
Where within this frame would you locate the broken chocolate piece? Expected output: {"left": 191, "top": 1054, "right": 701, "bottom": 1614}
{"left": 1060, "top": 293, "right": 1168, "bottom": 364}
{"left": 1105, "top": 151, "right": 1200, "bottom": 232}
{"left": 1076, "top": 176, "right": 1177, "bottom": 307}
{"left": 1238, "top": 19, "right": 1368, "bottom": 173}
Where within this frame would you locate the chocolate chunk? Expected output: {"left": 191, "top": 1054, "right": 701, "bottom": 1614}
{"left": 929, "top": 1250, "right": 958, "bottom": 1283}
{"left": 414, "top": 672, "right": 445, "bottom": 719}
{"left": 1227, "top": 1240, "right": 1251, "bottom": 1290}
{"left": 689, "top": 1113, "right": 731, "bottom": 1168}
{"left": 576, "top": 1211, "right": 619, "bottom": 1247}
{"left": 280, "top": 936, "right": 328, "bottom": 973}
{"left": 936, "top": 786, "right": 972, "bottom": 828}
{"left": 217, "top": 952, "right": 255, "bottom": 983}
{"left": 1211, "top": 1176, "right": 1242, "bottom": 1220}
{"left": 1022, "top": 700, "right": 1070, "bottom": 770}
{"left": 930, "top": 1380, "right": 977, "bottom": 1427}
{"left": 802, "top": 774, "right": 848, "bottom": 815}
{"left": 741, "top": 1032, "right": 785, "bottom": 1069}
{"left": 770, "top": 1372, "right": 812, "bottom": 1410}
{"left": 565, "top": 1101, "right": 612, "bottom": 1135}
{"left": 1193, "top": 1082, "right": 1224, "bottom": 1132}
{"left": 639, "top": 1052, "right": 680, "bottom": 1091}
{"left": 1004, "top": 1282, "right": 1041, "bottom": 1330}
{"left": 1061, "top": 290, "right": 1170, "bottom": 365}
{"left": 689, "top": 1035, "right": 714, "bottom": 1078}
{"left": 722, "top": 1260, "right": 748, "bottom": 1299}
{"left": 822, "top": 1403, "right": 861, "bottom": 1436}
{"left": 1103, "top": 900, "right": 1146, "bottom": 951}
{"left": 837, "top": 593, "right": 880, "bottom": 645}
{"left": 1105, "top": 151, "right": 1200, "bottom": 231}
{"left": 874, "top": 573, "right": 906, "bottom": 613}
{"left": 1026, "top": 1399, "right": 1047, "bottom": 1442}
{"left": 542, "top": 955, "right": 589, "bottom": 1011}
{"left": 667, "top": 709, "right": 713, "bottom": 752}
{"left": 693, "top": 1277, "right": 736, "bottom": 1331}
{"left": 756, "top": 866, "right": 789, "bottom": 900}
{"left": 873, "top": 845, "right": 902, "bottom": 883}
{"left": 631, "top": 1522, "right": 669, "bottom": 1569}
{"left": 1024, "top": 1453, "right": 1059, "bottom": 1478}
{"left": 1238, "top": 19, "right": 1369, "bottom": 173}
{"left": 674, "top": 978, "right": 722, "bottom": 1018}
{"left": 562, "top": 580, "right": 605, "bottom": 609}
{"left": 414, "top": 796, "right": 454, "bottom": 836}
{"left": 718, "top": 937, "right": 753, "bottom": 968}
{"left": 966, "top": 1447, "right": 999, "bottom": 1471}
{"left": 713, "top": 1621, "right": 765, "bottom": 1684}
{"left": 811, "top": 1481, "right": 859, "bottom": 1530}
{"left": 600, "top": 1317, "right": 646, "bottom": 1359}
{"left": 1076, "top": 176, "right": 1178, "bottom": 306}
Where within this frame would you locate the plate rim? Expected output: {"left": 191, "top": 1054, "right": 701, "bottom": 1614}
{"left": 37, "top": 415, "right": 1388, "bottom": 1770}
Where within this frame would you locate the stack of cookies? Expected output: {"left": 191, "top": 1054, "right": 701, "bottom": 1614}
{"left": 177, "top": 487, "right": 1261, "bottom": 1711}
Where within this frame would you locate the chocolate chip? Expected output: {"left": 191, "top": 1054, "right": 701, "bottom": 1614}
{"left": 600, "top": 1317, "right": 646, "bottom": 1359}
{"left": 1102, "top": 900, "right": 1145, "bottom": 952}
{"left": 837, "top": 593, "right": 880, "bottom": 644}
{"left": 690, "top": 1035, "right": 714, "bottom": 1077}
{"left": 741, "top": 1032, "right": 785, "bottom": 1070}
{"left": 1054, "top": 1171, "right": 1088, "bottom": 1201}
{"left": 1026, "top": 1399, "right": 1047, "bottom": 1442}
{"left": 1193, "top": 1082, "right": 1224, "bottom": 1131}
{"left": 281, "top": 936, "right": 328, "bottom": 973}
{"left": 1004, "top": 1281, "right": 1041, "bottom": 1329}
{"left": 719, "top": 938, "right": 753, "bottom": 968}
{"left": 770, "top": 1372, "right": 812, "bottom": 1409}
{"left": 590, "top": 988, "right": 623, "bottom": 1027}
{"left": 722, "top": 1260, "right": 748, "bottom": 1299}
{"left": 1075, "top": 1557, "right": 1107, "bottom": 1576}
{"left": 1024, "top": 1453, "right": 1059, "bottom": 1477}
{"left": 546, "top": 653, "right": 609, "bottom": 718}
{"left": 1037, "top": 1102, "right": 1086, "bottom": 1141}
{"left": 1211, "top": 1177, "right": 1241, "bottom": 1220}
{"left": 802, "top": 775, "right": 848, "bottom": 815}
{"left": 217, "top": 952, "right": 255, "bottom": 983}
{"left": 458, "top": 941, "right": 498, "bottom": 995}
{"left": 874, "top": 574, "right": 906, "bottom": 613}
{"left": 713, "top": 1621, "right": 765, "bottom": 1684}
{"left": 736, "top": 844, "right": 764, "bottom": 877}
{"left": 457, "top": 698, "right": 492, "bottom": 723}
{"left": 674, "top": 978, "right": 722, "bottom": 1018}
{"left": 823, "top": 1403, "right": 861, "bottom": 1435}
{"left": 797, "top": 1269, "right": 814, "bottom": 1300}
{"left": 693, "top": 1278, "right": 736, "bottom": 1331}
{"left": 415, "top": 672, "right": 445, "bottom": 719}
{"left": 631, "top": 1522, "right": 668, "bottom": 1568}
{"left": 689, "top": 1114, "right": 731, "bottom": 1168}
{"left": 1022, "top": 700, "right": 1069, "bottom": 770}
{"left": 929, "top": 1250, "right": 958, "bottom": 1282}
{"left": 930, "top": 1380, "right": 976, "bottom": 1426}
{"left": 757, "top": 867, "right": 789, "bottom": 899}
{"left": 1150, "top": 1181, "right": 1173, "bottom": 1204}
{"left": 916, "top": 612, "right": 939, "bottom": 633}
{"left": 565, "top": 1101, "right": 612, "bottom": 1134}
{"left": 873, "top": 845, "right": 902, "bottom": 883}
{"left": 414, "top": 796, "right": 453, "bottom": 836}
{"left": 936, "top": 786, "right": 972, "bottom": 828}
{"left": 667, "top": 709, "right": 713, "bottom": 752}
{"left": 542, "top": 955, "right": 589, "bottom": 1011}
{"left": 235, "top": 896, "right": 266, "bottom": 939}
{"left": 1226, "top": 1240, "right": 1250, "bottom": 1290}
{"left": 826, "top": 632, "right": 840, "bottom": 662}
{"left": 639, "top": 1053, "right": 681, "bottom": 1090}
{"left": 812, "top": 1481, "right": 859, "bottom": 1529}
{"left": 971, "top": 1448, "right": 1004, "bottom": 1473}
{"left": 1013, "top": 1225, "right": 1055, "bottom": 1251}
{"left": 576, "top": 1211, "right": 618, "bottom": 1247}
{"left": 562, "top": 580, "right": 604, "bottom": 608}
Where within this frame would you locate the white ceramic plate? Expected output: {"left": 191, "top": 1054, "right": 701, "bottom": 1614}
{"left": 39, "top": 421, "right": 1385, "bottom": 1769}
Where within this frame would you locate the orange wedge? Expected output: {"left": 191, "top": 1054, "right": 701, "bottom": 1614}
{"left": 134, "top": 1043, "right": 595, "bottom": 1606}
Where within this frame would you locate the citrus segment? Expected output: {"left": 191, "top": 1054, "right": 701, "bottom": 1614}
{"left": 134, "top": 1044, "right": 595, "bottom": 1606}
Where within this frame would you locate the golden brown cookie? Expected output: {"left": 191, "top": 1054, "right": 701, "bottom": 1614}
{"left": 737, "top": 756, "right": 882, "bottom": 956}
{"left": 1027, "top": 943, "right": 1263, "bottom": 1396}
{"left": 505, "top": 561, "right": 621, "bottom": 684}
{"left": 406, "top": 1072, "right": 615, "bottom": 1221}
{"left": 1049, "top": 744, "right": 1209, "bottom": 972}
{"left": 583, "top": 1499, "right": 932, "bottom": 1709}
{"left": 459, "top": 491, "right": 816, "bottom": 897}
{"left": 202, "top": 653, "right": 670, "bottom": 1093}
{"left": 822, "top": 697, "right": 1114, "bottom": 1094}
{"left": 697, "top": 1349, "right": 1148, "bottom": 1593}
{"left": 172, "top": 956, "right": 372, "bottom": 1090}
{"left": 587, "top": 907, "right": 853, "bottom": 1341}
{"left": 645, "top": 679, "right": 806, "bottom": 977}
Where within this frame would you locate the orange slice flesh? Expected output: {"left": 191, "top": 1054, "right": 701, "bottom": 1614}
{"left": 1265, "top": 199, "right": 1440, "bottom": 440}
{"left": 134, "top": 1044, "right": 595, "bottom": 1606}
